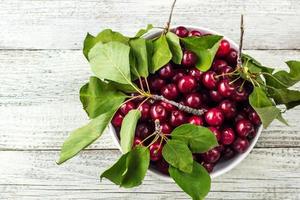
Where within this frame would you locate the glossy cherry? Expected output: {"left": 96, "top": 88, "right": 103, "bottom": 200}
{"left": 202, "top": 148, "right": 221, "bottom": 163}
{"left": 175, "top": 26, "right": 189, "bottom": 38}
{"left": 161, "top": 83, "right": 179, "bottom": 100}
{"left": 226, "top": 49, "right": 238, "bottom": 65}
{"left": 188, "top": 116, "right": 204, "bottom": 126}
{"left": 158, "top": 63, "right": 175, "bottom": 79}
{"left": 216, "top": 39, "right": 230, "bottom": 57}
{"left": 135, "top": 123, "right": 152, "bottom": 139}
{"left": 177, "top": 76, "right": 197, "bottom": 93}
{"left": 172, "top": 69, "right": 186, "bottom": 83}
{"left": 205, "top": 108, "right": 224, "bottom": 126}
{"left": 217, "top": 79, "right": 235, "bottom": 97}
{"left": 188, "top": 30, "right": 202, "bottom": 37}
{"left": 160, "top": 122, "right": 172, "bottom": 135}
{"left": 202, "top": 71, "right": 218, "bottom": 89}
{"left": 182, "top": 50, "right": 198, "bottom": 68}
{"left": 208, "top": 126, "right": 222, "bottom": 142}
{"left": 233, "top": 138, "right": 249, "bottom": 153}
{"left": 219, "top": 65, "right": 234, "bottom": 78}
{"left": 149, "top": 77, "right": 166, "bottom": 91}
{"left": 188, "top": 68, "right": 203, "bottom": 81}
{"left": 185, "top": 93, "right": 202, "bottom": 108}
{"left": 209, "top": 90, "right": 224, "bottom": 102}
{"left": 236, "top": 119, "right": 254, "bottom": 137}
{"left": 149, "top": 142, "right": 163, "bottom": 161}
{"left": 212, "top": 59, "right": 228, "bottom": 72}
{"left": 170, "top": 110, "right": 187, "bottom": 127}
{"left": 202, "top": 163, "right": 214, "bottom": 173}
{"left": 234, "top": 112, "right": 248, "bottom": 123}
{"left": 248, "top": 110, "right": 261, "bottom": 125}
{"left": 232, "top": 87, "right": 249, "bottom": 102}
{"left": 219, "top": 100, "right": 237, "bottom": 119}
{"left": 150, "top": 104, "right": 168, "bottom": 121}
{"left": 138, "top": 102, "right": 150, "bottom": 120}
{"left": 221, "top": 128, "right": 235, "bottom": 145}
{"left": 112, "top": 112, "right": 123, "bottom": 127}
{"left": 120, "top": 101, "right": 135, "bottom": 115}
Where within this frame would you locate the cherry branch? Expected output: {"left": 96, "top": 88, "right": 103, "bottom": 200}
{"left": 237, "top": 14, "right": 244, "bottom": 69}
{"left": 164, "top": 0, "right": 177, "bottom": 33}
{"left": 151, "top": 94, "right": 207, "bottom": 116}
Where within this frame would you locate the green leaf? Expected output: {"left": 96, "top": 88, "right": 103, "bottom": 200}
{"left": 88, "top": 41, "right": 131, "bottom": 85}
{"left": 242, "top": 53, "right": 274, "bottom": 74}
{"left": 101, "top": 146, "right": 150, "bottom": 188}
{"left": 146, "top": 40, "right": 154, "bottom": 68}
{"left": 80, "top": 77, "right": 127, "bottom": 119}
{"left": 268, "top": 87, "right": 300, "bottom": 109}
{"left": 109, "top": 81, "right": 137, "bottom": 93}
{"left": 249, "top": 87, "right": 282, "bottom": 128}
{"left": 83, "top": 29, "right": 129, "bottom": 59}
{"left": 129, "top": 38, "right": 149, "bottom": 77}
{"left": 57, "top": 110, "right": 114, "bottom": 164}
{"left": 171, "top": 124, "right": 218, "bottom": 153}
{"left": 150, "top": 35, "right": 172, "bottom": 73}
{"left": 181, "top": 35, "right": 223, "bottom": 71}
{"left": 166, "top": 32, "right": 183, "bottom": 64}
{"left": 120, "top": 110, "right": 141, "bottom": 153}
{"left": 265, "top": 60, "right": 300, "bottom": 89}
{"left": 134, "top": 24, "right": 153, "bottom": 38}
{"left": 169, "top": 162, "right": 211, "bottom": 200}
{"left": 162, "top": 140, "right": 193, "bottom": 173}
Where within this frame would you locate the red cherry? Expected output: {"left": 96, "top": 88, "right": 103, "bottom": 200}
{"left": 209, "top": 90, "right": 224, "bottom": 102}
{"left": 219, "top": 100, "right": 237, "bottom": 119}
{"left": 221, "top": 128, "right": 236, "bottom": 145}
{"left": 188, "top": 116, "right": 204, "bottom": 126}
{"left": 133, "top": 137, "right": 143, "bottom": 147}
{"left": 149, "top": 77, "right": 166, "bottom": 91}
{"left": 236, "top": 119, "right": 254, "bottom": 137}
{"left": 150, "top": 104, "right": 168, "bottom": 121}
{"left": 202, "top": 148, "right": 220, "bottom": 163}
{"left": 175, "top": 26, "right": 189, "bottom": 38}
{"left": 202, "top": 71, "right": 218, "bottom": 89}
{"left": 212, "top": 59, "right": 228, "bottom": 72}
{"left": 216, "top": 39, "right": 230, "bottom": 57}
{"left": 149, "top": 142, "right": 163, "bottom": 161}
{"left": 223, "top": 147, "right": 235, "bottom": 160}
{"left": 158, "top": 63, "right": 175, "bottom": 79}
{"left": 185, "top": 93, "right": 202, "bottom": 108}
{"left": 120, "top": 101, "right": 135, "bottom": 115}
{"left": 155, "top": 159, "right": 169, "bottom": 175}
{"left": 160, "top": 122, "right": 173, "bottom": 135}
{"left": 188, "top": 30, "right": 202, "bottom": 37}
{"left": 200, "top": 90, "right": 209, "bottom": 104}
{"left": 138, "top": 102, "right": 150, "bottom": 120}
{"left": 135, "top": 123, "right": 152, "bottom": 139}
{"left": 205, "top": 108, "right": 224, "bottom": 126}
{"left": 234, "top": 112, "right": 248, "bottom": 123}
{"left": 112, "top": 112, "right": 123, "bottom": 127}
{"left": 232, "top": 87, "right": 249, "bottom": 102}
{"left": 172, "top": 69, "right": 186, "bottom": 83}
{"left": 248, "top": 110, "right": 261, "bottom": 125}
{"left": 219, "top": 65, "right": 234, "bottom": 79}
{"left": 217, "top": 79, "right": 235, "bottom": 97}
{"left": 161, "top": 83, "right": 179, "bottom": 100}
{"left": 170, "top": 110, "right": 187, "bottom": 127}
{"left": 202, "top": 163, "right": 214, "bottom": 173}
{"left": 182, "top": 50, "right": 198, "bottom": 68}
{"left": 208, "top": 126, "right": 222, "bottom": 142}
{"left": 177, "top": 76, "right": 197, "bottom": 93}
{"left": 226, "top": 49, "right": 238, "bottom": 66}
{"left": 159, "top": 101, "right": 176, "bottom": 112}
{"left": 188, "top": 68, "right": 203, "bottom": 81}
{"left": 232, "top": 138, "right": 249, "bottom": 153}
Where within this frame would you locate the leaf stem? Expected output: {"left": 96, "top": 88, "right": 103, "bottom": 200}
{"left": 260, "top": 72, "right": 289, "bottom": 88}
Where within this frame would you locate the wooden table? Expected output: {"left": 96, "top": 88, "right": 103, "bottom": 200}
{"left": 0, "top": 0, "right": 299, "bottom": 199}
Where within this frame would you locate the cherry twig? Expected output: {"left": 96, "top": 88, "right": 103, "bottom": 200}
{"left": 164, "top": 0, "right": 177, "bottom": 34}
{"left": 237, "top": 14, "right": 244, "bottom": 69}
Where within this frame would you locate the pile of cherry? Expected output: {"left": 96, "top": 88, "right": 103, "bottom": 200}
{"left": 112, "top": 26, "right": 261, "bottom": 175}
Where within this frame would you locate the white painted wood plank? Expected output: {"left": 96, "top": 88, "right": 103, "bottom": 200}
{"left": 0, "top": 0, "right": 299, "bottom": 49}
{"left": 0, "top": 149, "right": 299, "bottom": 199}
{"left": 0, "top": 50, "right": 300, "bottom": 150}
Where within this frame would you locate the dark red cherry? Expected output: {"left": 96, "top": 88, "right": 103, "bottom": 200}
{"left": 170, "top": 110, "right": 187, "bottom": 127}
{"left": 185, "top": 93, "right": 202, "bottom": 108}
{"left": 161, "top": 83, "right": 179, "bottom": 100}
{"left": 202, "top": 71, "right": 218, "bottom": 89}
{"left": 172, "top": 69, "right": 186, "bottom": 83}
{"left": 160, "top": 122, "right": 172, "bottom": 135}
{"left": 133, "top": 137, "right": 143, "bottom": 147}
{"left": 221, "top": 128, "right": 236, "bottom": 145}
{"left": 150, "top": 104, "right": 168, "bottom": 121}
{"left": 120, "top": 101, "right": 135, "bottom": 115}
{"left": 212, "top": 59, "right": 228, "bottom": 72}
{"left": 232, "top": 87, "right": 249, "bottom": 102}
{"left": 205, "top": 108, "right": 224, "bottom": 126}
{"left": 156, "top": 159, "right": 169, "bottom": 175}
{"left": 202, "top": 148, "right": 220, "bottom": 163}
{"left": 219, "top": 100, "right": 237, "bottom": 119}
{"left": 236, "top": 119, "right": 254, "bottom": 137}
{"left": 208, "top": 126, "right": 222, "bottom": 142}
{"left": 188, "top": 30, "right": 202, "bottom": 37}
{"left": 138, "top": 102, "right": 150, "bottom": 120}
{"left": 219, "top": 65, "right": 234, "bottom": 78}
{"left": 217, "top": 79, "right": 235, "bottom": 97}
{"left": 209, "top": 90, "right": 224, "bottom": 102}
{"left": 159, "top": 101, "right": 176, "bottom": 112}
{"left": 112, "top": 112, "right": 123, "bottom": 127}
{"left": 149, "top": 142, "right": 163, "bottom": 161}
{"left": 178, "top": 76, "right": 197, "bottom": 93}
{"left": 188, "top": 116, "right": 204, "bottom": 126}
{"left": 149, "top": 77, "right": 166, "bottom": 91}
{"left": 223, "top": 147, "right": 235, "bottom": 160}
{"left": 200, "top": 90, "right": 209, "bottom": 104}
{"left": 234, "top": 112, "right": 248, "bottom": 123}
{"left": 202, "top": 163, "right": 214, "bottom": 173}
{"left": 175, "top": 26, "right": 189, "bottom": 38}
{"left": 226, "top": 49, "right": 238, "bottom": 66}
{"left": 158, "top": 63, "right": 175, "bottom": 79}
{"left": 182, "top": 50, "right": 198, "bottom": 68}
{"left": 135, "top": 123, "right": 152, "bottom": 139}
{"left": 248, "top": 110, "right": 261, "bottom": 125}
{"left": 232, "top": 138, "right": 249, "bottom": 153}
{"left": 188, "top": 68, "right": 203, "bottom": 81}
{"left": 216, "top": 39, "right": 230, "bottom": 57}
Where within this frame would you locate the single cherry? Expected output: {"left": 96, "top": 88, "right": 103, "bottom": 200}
{"left": 248, "top": 110, "right": 261, "bottom": 126}
{"left": 202, "top": 148, "right": 220, "bottom": 163}
{"left": 234, "top": 112, "right": 248, "bottom": 123}
{"left": 177, "top": 75, "right": 197, "bottom": 93}
{"left": 149, "top": 77, "right": 166, "bottom": 91}
{"left": 188, "top": 30, "right": 202, "bottom": 37}
{"left": 182, "top": 50, "right": 198, "bottom": 68}
{"left": 170, "top": 110, "right": 187, "bottom": 127}
{"left": 217, "top": 79, "right": 235, "bottom": 97}
{"left": 150, "top": 104, "right": 168, "bottom": 121}
{"left": 149, "top": 142, "right": 163, "bottom": 161}
{"left": 133, "top": 137, "right": 143, "bottom": 147}
{"left": 202, "top": 71, "right": 218, "bottom": 89}
{"left": 219, "top": 65, "right": 234, "bottom": 78}
{"left": 138, "top": 102, "right": 150, "bottom": 120}
{"left": 202, "top": 163, "right": 214, "bottom": 173}
{"left": 232, "top": 87, "right": 249, "bottom": 102}
{"left": 221, "top": 128, "right": 236, "bottom": 145}
{"left": 236, "top": 119, "right": 254, "bottom": 137}
{"left": 120, "top": 101, "right": 135, "bottom": 115}
{"left": 233, "top": 138, "right": 249, "bottom": 153}
{"left": 135, "top": 123, "right": 152, "bottom": 139}
{"left": 209, "top": 90, "right": 224, "bottom": 102}
{"left": 188, "top": 68, "right": 203, "bottom": 81}
{"left": 226, "top": 49, "right": 238, "bottom": 66}
{"left": 161, "top": 83, "right": 179, "bottom": 100}
{"left": 172, "top": 69, "right": 186, "bottom": 83}
{"left": 188, "top": 116, "right": 204, "bottom": 126}
{"left": 185, "top": 93, "right": 202, "bottom": 108}
{"left": 219, "top": 100, "right": 237, "bottom": 119}
{"left": 175, "top": 26, "right": 189, "bottom": 38}
{"left": 160, "top": 122, "right": 172, "bottom": 135}
{"left": 223, "top": 147, "right": 235, "bottom": 160}
{"left": 205, "top": 108, "right": 224, "bottom": 126}
{"left": 158, "top": 63, "right": 175, "bottom": 79}
{"left": 112, "top": 112, "right": 123, "bottom": 127}
{"left": 208, "top": 126, "right": 222, "bottom": 142}
{"left": 216, "top": 39, "right": 230, "bottom": 57}
{"left": 212, "top": 59, "right": 228, "bottom": 72}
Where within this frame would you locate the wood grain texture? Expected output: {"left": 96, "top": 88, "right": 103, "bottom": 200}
{"left": 0, "top": 50, "right": 299, "bottom": 150}
{"left": 0, "top": 0, "right": 299, "bottom": 50}
{"left": 0, "top": 149, "right": 299, "bottom": 200}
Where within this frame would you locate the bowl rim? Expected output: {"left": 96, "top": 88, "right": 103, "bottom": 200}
{"left": 109, "top": 25, "right": 263, "bottom": 180}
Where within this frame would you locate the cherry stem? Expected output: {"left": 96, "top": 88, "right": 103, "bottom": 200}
{"left": 237, "top": 14, "right": 244, "bottom": 69}
{"left": 144, "top": 77, "right": 151, "bottom": 93}
{"left": 164, "top": 0, "right": 177, "bottom": 34}
{"left": 151, "top": 94, "right": 206, "bottom": 116}
{"left": 154, "top": 119, "right": 162, "bottom": 133}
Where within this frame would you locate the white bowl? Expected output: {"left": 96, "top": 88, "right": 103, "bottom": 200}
{"left": 110, "top": 25, "right": 263, "bottom": 180}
